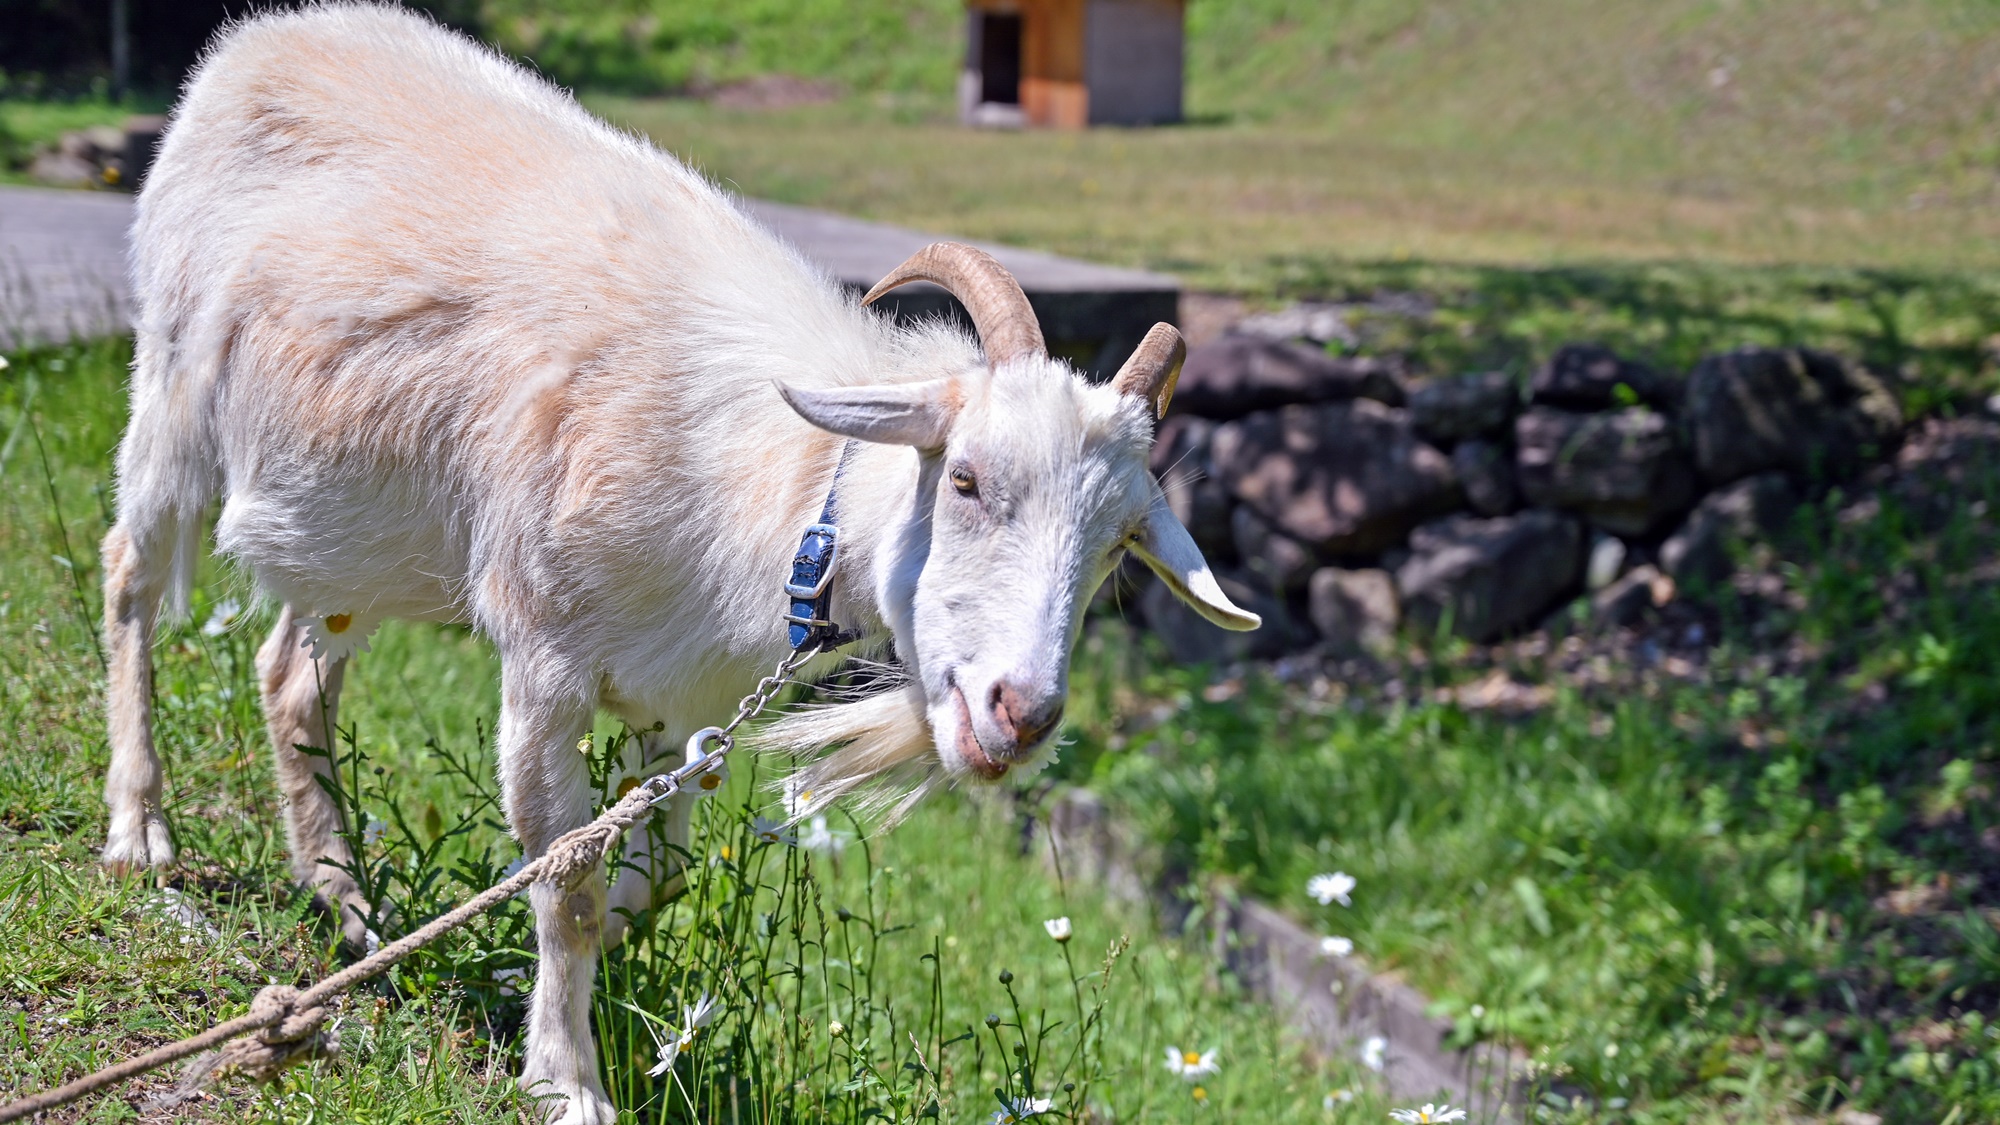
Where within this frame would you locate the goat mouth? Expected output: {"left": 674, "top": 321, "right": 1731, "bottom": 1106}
{"left": 948, "top": 682, "right": 1009, "bottom": 781}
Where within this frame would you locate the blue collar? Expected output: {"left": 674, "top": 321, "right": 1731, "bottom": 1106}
{"left": 783, "top": 439, "right": 861, "bottom": 652}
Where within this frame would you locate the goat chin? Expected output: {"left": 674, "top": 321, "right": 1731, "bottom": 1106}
{"left": 747, "top": 683, "right": 944, "bottom": 827}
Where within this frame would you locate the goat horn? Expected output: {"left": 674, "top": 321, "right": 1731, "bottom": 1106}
{"left": 862, "top": 242, "right": 1046, "bottom": 366}
{"left": 1111, "top": 322, "right": 1186, "bottom": 421}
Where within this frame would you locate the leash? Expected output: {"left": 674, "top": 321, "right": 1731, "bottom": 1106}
{"left": 0, "top": 449, "right": 864, "bottom": 1121}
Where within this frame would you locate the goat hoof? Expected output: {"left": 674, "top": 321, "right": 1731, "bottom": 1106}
{"left": 102, "top": 814, "right": 175, "bottom": 874}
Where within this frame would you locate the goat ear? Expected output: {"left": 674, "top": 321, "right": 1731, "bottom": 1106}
{"left": 1128, "top": 490, "right": 1261, "bottom": 631}
{"left": 777, "top": 379, "right": 958, "bottom": 450}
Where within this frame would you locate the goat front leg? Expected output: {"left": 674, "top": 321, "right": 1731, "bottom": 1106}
{"left": 498, "top": 666, "right": 614, "bottom": 1125}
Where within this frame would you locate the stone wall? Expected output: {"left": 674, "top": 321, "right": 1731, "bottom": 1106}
{"left": 1138, "top": 324, "right": 1905, "bottom": 662}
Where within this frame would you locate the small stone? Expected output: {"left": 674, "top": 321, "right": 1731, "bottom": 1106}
{"left": 1396, "top": 510, "right": 1585, "bottom": 642}
{"left": 1231, "top": 302, "right": 1358, "bottom": 348}
{"left": 1684, "top": 347, "right": 1902, "bottom": 486}
{"left": 1531, "top": 344, "right": 1678, "bottom": 411}
{"left": 1659, "top": 472, "right": 1800, "bottom": 584}
{"left": 1516, "top": 407, "right": 1698, "bottom": 537}
{"left": 1410, "top": 371, "right": 1517, "bottom": 444}
{"left": 1172, "top": 335, "right": 1406, "bottom": 420}
{"left": 1307, "top": 567, "right": 1399, "bottom": 656}
{"left": 1452, "top": 439, "right": 1520, "bottom": 517}
{"left": 1232, "top": 505, "right": 1319, "bottom": 594}
{"left": 1585, "top": 536, "right": 1627, "bottom": 591}
{"left": 1592, "top": 564, "right": 1673, "bottom": 625}
{"left": 1211, "top": 400, "right": 1460, "bottom": 556}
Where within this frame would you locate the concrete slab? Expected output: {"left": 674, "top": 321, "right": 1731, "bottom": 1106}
{"left": 742, "top": 198, "right": 1179, "bottom": 376}
{"left": 0, "top": 185, "right": 1179, "bottom": 375}
{"left": 0, "top": 186, "right": 135, "bottom": 350}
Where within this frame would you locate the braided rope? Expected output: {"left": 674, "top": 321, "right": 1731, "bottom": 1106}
{"left": 0, "top": 647, "right": 819, "bottom": 1123}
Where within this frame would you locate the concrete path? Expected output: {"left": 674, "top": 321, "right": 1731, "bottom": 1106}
{"left": 0, "top": 185, "right": 1178, "bottom": 373}
{"left": 0, "top": 187, "right": 137, "bottom": 349}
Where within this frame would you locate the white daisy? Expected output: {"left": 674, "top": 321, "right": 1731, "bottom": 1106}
{"left": 751, "top": 816, "right": 796, "bottom": 847}
{"left": 783, "top": 775, "right": 822, "bottom": 819}
{"left": 1163, "top": 1045, "right": 1219, "bottom": 1081}
{"left": 1044, "top": 916, "right": 1073, "bottom": 943}
{"left": 1360, "top": 1034, "right": 1387, "bottom": 1073}
{"left": 1308, "top": 871, "right": 1356, "bottom": 906}
{"left": 646, "top": 991, "right": 721, "bottom": 1077}
{"left": 1389, "top": 1104, "right": 1466, "bottom": 1123}
{"left": 201, "top": 598, "right": 244, "bottom": 637}
{"left": 1319, "top": 935, "right": 1354, "bottom": 957}
{"left": 990, "top": 1095, "right": 1053, "bottom": 1123}
{"left": 362, "top": 817, "right": 387, "bottom": 846}
{"left": 689, "top": 755, "right": 730, "bottom": 799}
{"left": 800, "top": 814, "right": 848, "bottom": 856}
{"left": 299, "top": 612, "right": 377, "bottom": 663}
{"left": 1324, "top": 1088, "right": 1355, "bottom": 1108}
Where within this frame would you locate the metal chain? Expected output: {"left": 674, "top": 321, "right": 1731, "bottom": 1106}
{"left": 639, "top": 644, "right": 821, "bottom": 809}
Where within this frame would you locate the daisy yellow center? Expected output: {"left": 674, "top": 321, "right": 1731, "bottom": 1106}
{"left": 700, "top": 773, "right": 723, "bottom": 790}
{"left": 720, "top": 845, "right": 732, "bottom": 860}
{"left": 325, "top": 613, "right": 351, "bottom": 634}
{"left": 617, "top": 777, "right": 640, "bottom": 798}
{"left": 1192, "top": 1086, "right": 1208, "bottom": 1101}
{"left": 1183, "top": 1051, "right": 1201, "bottom": 1065}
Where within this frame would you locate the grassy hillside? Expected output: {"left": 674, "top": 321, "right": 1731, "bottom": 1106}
{"left": 572, "top": 0, "right": 2000, "bottom": 283}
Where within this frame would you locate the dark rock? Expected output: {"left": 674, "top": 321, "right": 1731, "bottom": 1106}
{"left": 1307, "top": 567, "right": 1399, "bottom": 656}
{"left": 1410, "top": 371, "right": 1518, "bottom": 444}
{"left": 1531, "top": 344, "right": 1679, "bottom": 411}
{"left": 1140, "top": 571, "right": 1299, "bottom": 665}
{"left": 1451, "top": 439, "right": 1520, "bottom": 517}
{"left": 1396, "top": 510, "right": 1585, "bottom": 642}
{"left": 1211, "top": 400, "right": 1460, "bottom": 556}
{"left": 1684, "top": 347, "right": 1903, "bottom": 486}
{"left": 1593, "top": 564, "right": 1674, "bottom": 626}
{"left": 1151, "top": 415, "right": 1236, "bottom": 564}
{"left": 1232, "top": 506, "right": 1319, "bottom": 594}
{"left": 1171, "top": 335, "right": 1406, "bottom": 420}
{"left": 1515, "top": 407, "right": 1698, "bottom": 537}
{"left": 1659, "top": 471, "right": 1800, "bottom": 584}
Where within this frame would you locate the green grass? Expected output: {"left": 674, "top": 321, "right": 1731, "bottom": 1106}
{"left": 0, "top": 339, "right": 1377, "bottom": 1122}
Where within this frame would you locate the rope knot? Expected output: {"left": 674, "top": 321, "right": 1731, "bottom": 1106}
{"left": 249, "top": 984, "right": 327, "bottom": 1045}
{"left": 187, "top": 985, "right": 338, "bottom": 1089}
{"left": 540, "top": 822, "right": 626, "bottom": 888}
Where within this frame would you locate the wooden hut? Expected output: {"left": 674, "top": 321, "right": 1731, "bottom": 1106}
{"left": 960, "top": 0, "right": 1184, "bottom": 129}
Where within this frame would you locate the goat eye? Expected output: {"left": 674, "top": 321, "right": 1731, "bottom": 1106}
{"left": 949, "top": 467, "right": 977, "bottom": 496}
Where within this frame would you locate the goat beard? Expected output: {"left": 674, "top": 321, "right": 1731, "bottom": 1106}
{"left": 745, "top": 673, "right": 943, "bottom": 827}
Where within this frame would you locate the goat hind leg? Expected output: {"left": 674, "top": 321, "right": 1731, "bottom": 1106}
{"left": 257, "top": 605, "right": 369, "bottom": 947}
{"left": 101, "top": 523, "right": 175, "bottom": 873}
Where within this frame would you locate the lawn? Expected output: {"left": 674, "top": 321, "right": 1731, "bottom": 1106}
{"left": 0, "top": 338, "right": 1375, "bottom": 1122}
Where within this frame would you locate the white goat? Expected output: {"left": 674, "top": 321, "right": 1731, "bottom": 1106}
{"left": 99, "top": 5, "right": 1256, "bottom": 1121}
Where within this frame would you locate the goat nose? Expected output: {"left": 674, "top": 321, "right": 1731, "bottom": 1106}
{"left": 989, "top": 680, "right": 1064, "bottom": 753}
